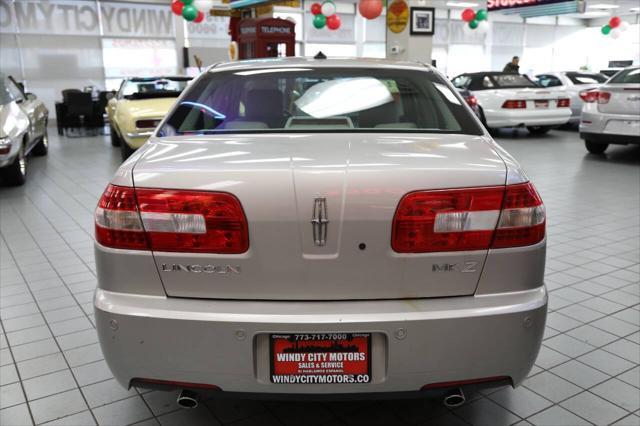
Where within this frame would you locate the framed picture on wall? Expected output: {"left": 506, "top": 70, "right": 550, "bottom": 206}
{"left": 410, "top": 7, "right": 435, "bottom": 35}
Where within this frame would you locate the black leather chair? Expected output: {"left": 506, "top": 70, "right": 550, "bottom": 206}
{"left": 64, "top": 92, "right": 96, "bottom": 137}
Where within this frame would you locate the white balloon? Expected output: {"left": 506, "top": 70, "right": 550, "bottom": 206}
{"left": 193, "top": 0, "right": 214, "bottom": 12}
{"left": 321, "top": 1, "right": 336, "bottom": 17}
{"left": 476, "top": 20, "right": 489, "bottom": 34}
{"left": 610, "top": 28, "right": 621, "bottom": 39}
{"left": 619, "top": 21, "right": 629, "bottom": 32}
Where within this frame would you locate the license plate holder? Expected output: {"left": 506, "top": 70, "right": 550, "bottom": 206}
{"left": 535, "top": 100, "right": 549, "bottom": 108}
{"left": 270, "top": 333, "right": 371, "bottom": 384}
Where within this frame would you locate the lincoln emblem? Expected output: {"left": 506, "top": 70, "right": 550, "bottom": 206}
{"left": 311, "top": 198, "right": 329, "bottom": 246}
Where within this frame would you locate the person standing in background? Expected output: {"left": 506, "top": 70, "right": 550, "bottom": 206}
{"left": 503, "top": 56, "right": 520, "bottom": 73}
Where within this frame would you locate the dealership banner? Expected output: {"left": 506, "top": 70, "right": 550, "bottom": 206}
{"left": 0, "top": 0, "right": 174, "bottom": 37}
{"left": 487, "top": 0, "right": 585, "bottom": 17}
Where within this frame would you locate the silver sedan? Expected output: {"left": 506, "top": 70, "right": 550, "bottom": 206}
{"left": 94, "top": 59, "right": 547, "bottom": 406}
{"left": 579, "top": 66, "right": 640, "bottom": 154}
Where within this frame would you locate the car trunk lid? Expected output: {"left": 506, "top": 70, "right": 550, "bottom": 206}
{"left": 598, "top": 84, "right": 640, "bottom": 115}
{"left": 132, "top": 133, "right": 507, "bottom": 301}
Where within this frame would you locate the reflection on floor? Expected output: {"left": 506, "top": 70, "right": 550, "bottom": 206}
{"left": 1, "top": 128, "right": 638, "bottom": 426}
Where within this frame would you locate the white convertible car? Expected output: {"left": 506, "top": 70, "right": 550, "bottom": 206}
{"left": 452, "top": 72, "right": 571, "bottom": 134}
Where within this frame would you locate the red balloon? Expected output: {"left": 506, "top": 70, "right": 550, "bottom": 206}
{"left": 311, "top": 3, "right": 322, "bottom": 15}
{"left": 461, "top": 8, "right": 476, "bottom": 22}
{"left": 609, "top": 16, "right": 621, "bottom": 28}
{"left": 194, "top": 11, "right": 205, "bottom": 23}
{"left": 358, "top": 0, "right": 383, "bottom": 20}
{"left": 171, "top": 0, "right": 184, "bottom": 15}
{"left": 326, "top": 14, "right": 341, "bottom": 30}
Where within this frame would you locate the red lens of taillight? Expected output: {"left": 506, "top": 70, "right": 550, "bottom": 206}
{"left": 557, "top": 98, "right": 571, "bottom": 107}
{"left": 136, "top": 189, "right": 248, "bottom": 253}
{"left": 392, "top": 183, "right": 545, "bottom": 253}
{"left": 464, "top": 95, "right": 478, "bottom": 107}
{"left": 95, "top": 185, "right": 249, "bottom": 253}
{"left": 95, "top": 185, "right": 149, "bottom": 250}
{"left": 502, "top": 100, "right": 526, "bottom": 109}
{"left": 579, "top": 90, "right": 610, "bottom": 104}
{"left": 492, "top": 182, "right": 545, "bottom": 249}
{"left": 391, "top": 187, "right": 505, "bottom": 253}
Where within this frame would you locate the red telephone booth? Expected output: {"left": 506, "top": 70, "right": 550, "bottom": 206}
{"left": 237, "top": 18, "right": 295, "bottom": 59}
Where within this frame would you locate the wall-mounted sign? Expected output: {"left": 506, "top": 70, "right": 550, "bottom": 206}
{"left": 387, "top": 0, "right": 408, "bottom": 34}
{"left": 410, "top": 7, "right": 434, "bottom": 36}
{"left": 487, "top": 0, "right": 579, "bottom": 14}
{"left": 0, "top": 0, "right": 174, "bottom": 37}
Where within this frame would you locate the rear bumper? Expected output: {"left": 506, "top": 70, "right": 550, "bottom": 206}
{"left": 485, "top": 108, "right": 571, "bottom": 128}
{"left": 95, "top": 286, "right": 547, "bottom": 395}
{"left": 579, "top": 132, "right": 640, "bottom": 145}
{"left": 580, "top": 109, "right": 640, "bottom": 145}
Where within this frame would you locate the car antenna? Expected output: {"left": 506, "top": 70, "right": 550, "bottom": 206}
{"left": 314, "top": 51, "right": 327, "bottom": 60}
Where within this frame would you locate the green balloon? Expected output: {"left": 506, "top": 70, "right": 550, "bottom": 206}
{"left": 601, "top": 24, "right": 611, "bottom": 35}
{"left": 313, "top": 14, "right": 326, "bottom": 29}
{"left": 469, "top": 19, "right": 479, "bottom": 29}
{"left": 181, "top": 0, "right": 194, "bottom": 5}
{"left": 182, "top": 4, "right": 198, "bottom": 21}
{"left": 475, "top": 9, "right": 488, "bottom": 21}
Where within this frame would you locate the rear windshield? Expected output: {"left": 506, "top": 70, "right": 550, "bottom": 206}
{"left": 159, "top": 68, "right": 483, "bottom": 136}
{"left": 120, "top": 78, "right": 191, "bottom": 100}
{"left": 492, "top": 74, "right": 537, "bottom": 88}
{"left": 608, "top": 68, "right": 640, "bottom": 84}
{"left": 566, "top": 72, "right": 607, "bottom": 85}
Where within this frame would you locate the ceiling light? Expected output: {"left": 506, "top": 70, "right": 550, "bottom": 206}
{"left": 446, "top": 1, "right": 479, "bottom": 7}
{"left": 587, "top": 3, "right": 620, "bottom": 9}
{"left": 581, "top": 11, "right": 611, "bottom": 16}
{"left": 630, "top": 7, "right": 640, "bottom": 13}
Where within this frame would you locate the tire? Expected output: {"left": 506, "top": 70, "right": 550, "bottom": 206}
{"left": 527, "top": 126, "right": 551, "bottom": 135}
{"left": 2, "top": 141, "right": 27, "bottom": 186}
{"left": 32, "top": 126, "right": 49, "bottom": 156}
{"left": 121, "top": 139, "right": 135, "bottom": 161}
{"left": 585, "top": 140, "right": 608, "bottom": 154}
{"left": 110, "top": 125, "right": 121, "bottom": 147}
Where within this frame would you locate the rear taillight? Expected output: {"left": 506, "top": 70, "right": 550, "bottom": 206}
{"left": 556, "top": 98, "right": 570, "bottom": 108}
{"left": 392, "top": 182, "right": 545, "bottom": 253}
{"left": 136, "top": 119, "right": 161, "bottom": 129}
{"left": 464, "top": 95, "right": 478, "bottom": 108}
{"left": 95, "top": 185, "right": 249, "bottom": 253}
{"left": 502, "top": 100, "right": 526, "bottom": 109}
{"left": 579, "top": 90, "right": 611, "bottom": 104}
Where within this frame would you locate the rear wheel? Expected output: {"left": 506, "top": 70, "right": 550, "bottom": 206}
{"left": 32, "top": 126, "right": 49, "bottom": 156}
{"left": 527, "top": 126, "right": 551, "bottom": 135}
{"left": 585, "top": 140, "right": 608, "bottom": 154}
{"left": 110, "top": 125, "right": 121, "bottom": 147}
{"left": 2, "top": 142, "right": 27, "bottom": 186}
{"left": 121, "top": 139, "right": 134, "bottom": 161}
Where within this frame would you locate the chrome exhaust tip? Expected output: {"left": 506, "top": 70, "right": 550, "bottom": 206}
{"left": 176, "top": 389, "right": 198, "bottom": 409}
{"left": 443, "top": 388, "right": 466, "bottom": 408}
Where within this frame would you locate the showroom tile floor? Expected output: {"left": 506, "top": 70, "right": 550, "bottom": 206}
{"left": 0, "top": 128, "right": 638, "bottom": 426}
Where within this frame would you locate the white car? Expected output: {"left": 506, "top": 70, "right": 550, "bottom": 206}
{"left": 535, "top": 72, "right": 608, "bottom": 124}
{"left": 452, "top": 72, "right": 571, "bottom": 134}
{"left": 579, "top": 66, "right": 640, "bottom": 154}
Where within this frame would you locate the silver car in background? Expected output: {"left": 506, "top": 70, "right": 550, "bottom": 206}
{"left": 579, "top": 66, "right": 640, "bottom": 154}
{"left": 535, "top": 71, "right": 608, "bottom": 125}
{"left": 0, "top": 74, "right": 49, "bottom": 185}
{"left": 94, "top": 59, "right": 547, "bottom": 405}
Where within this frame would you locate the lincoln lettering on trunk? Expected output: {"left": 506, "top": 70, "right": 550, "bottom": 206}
{"left": 161, "top": 264, "right": 241, "bottom": 274}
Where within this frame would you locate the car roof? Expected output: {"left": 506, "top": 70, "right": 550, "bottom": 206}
{"left": 209, "top": 57, "right": 432, "bottom": 72}
{"left": 455, "top": 72, "right": 522, "bottom": 77}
